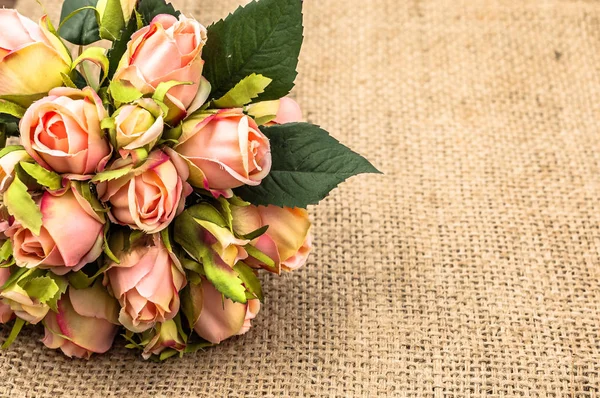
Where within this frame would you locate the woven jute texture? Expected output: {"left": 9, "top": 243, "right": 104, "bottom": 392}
{"left": 3, "top": 0, "right": 600, "bottom": 396}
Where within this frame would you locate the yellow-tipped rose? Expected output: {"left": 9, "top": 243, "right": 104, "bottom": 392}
{"left": 0, "top": 10, "right": 71, "bottom": 106}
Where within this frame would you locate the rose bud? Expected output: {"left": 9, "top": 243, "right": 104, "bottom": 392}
{"left": 0, "top": 283, "right": 50, "bottom": 324}
{"left": 111, "top": 98, "right": 165, "bottom": 158}
{"left": 246, "top": 97, "right": 303, "bottom": 125}
{"left": 6, "top": 187, "right": 105, "bottom": 275}
{"left": 0, "top": 147, "right": 30, "bottom": 193}
{"left": 0, "top": 10, "right": 71, "bottom": 106}
{"left": 113, "top": 14, "right": 209, "bottom": 122}
{"left": 174, "top": 109, "right": 272, "bottom": 191}
{"left": 106, "top": 235, "right": 186, "bottom": 333}
{"left": 141, "top": 320, "right": 186, "bottom": 359}
{"left": 232, "top": 205, "right": 312, "bottom": 272}
{"left": 0, "top": 267, "right": 14, "bottom": 323}
{"left": 42, "top": 283, "right": 120, "bottom": 359}
{"left": 192, "top": 278, "right": 260, "bottom": 344}
{"left": 99, "top": 150, "right": 191, "bottom": 233}
{"left": 20, "top": 87, "right": 112, "bottom": 176}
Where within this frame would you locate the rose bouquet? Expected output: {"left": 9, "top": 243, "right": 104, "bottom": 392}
{"left": 0, "top": 0, "right": 378, "bottom": 359}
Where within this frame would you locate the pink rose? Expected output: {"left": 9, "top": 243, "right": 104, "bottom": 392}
{"left": 42, "top": 284, "right": 119, "bottom": 359}
{"left": 0, "top": 10, "right": 71, "bottom": 106}
{"left": 232, "top": 205, "right": 312, "bottom": 272}
{"left": 246, "top": 97, "right": 303, "bottom": 125}
{"left": 0, "top": 147, "right": 30, "bottom": 193}
{"left": 0, "top": 267, "right": 14, "bottom": 323}
{"left": 142, "top": 320, "right": 186, "bottom": 359}
{"left": 106, "top": 235, "right": 186, "bottom": 333}
{"left": 192, "top": 278, "right": 260, "bottom": 344}
{"left": 20, "top": 87, "right": 112, "bottom": 176}
{"left": 174, "top": 109, "right": 272, "bottom": 191}
{"left": 113, "top": 14, "right": 209, "bottom": 122}
{"left": 99, "top": 150, "right": 191, "bottom": 233}
{"left": 6, "top": 187, "right": 105, "bottom": 275}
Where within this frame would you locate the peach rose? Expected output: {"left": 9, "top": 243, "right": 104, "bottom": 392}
{"left": 192, "top": 278, "right": 260, "bottom": 344}
{"left": 0, "top": 267, "right": 14, "bottom": 323}
{"left": 0, "top": 147, "right": 30, "bottom": 193}
{"left": 0, "top": 10, "right": 71, "bottom": 106}
{"left": 113, "top": 14, "right": 209, "bottom": 122}
{"left": 246, "top": 97, "right": 303, "bottom": 125}
{"left": 232, "top": 205, "right": 312, "bottom": 272}
{"left": 106, "top": 235, "right": 186, "bottom": 333}
{"left": 99, "top": 150, "right": 191, "bottom": 233}
{"left": 6, "top": 187, "right": 105, "bottom": 275}
{"left": 42, "top": 284, "right": 119, "bottom": 359}
{"left": 174, "top": 109, "right": 272, "bottom": 191}
{"left": 20, "top": 87, "right": 112, "bottom": 176}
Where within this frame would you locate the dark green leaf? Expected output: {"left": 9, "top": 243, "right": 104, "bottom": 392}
{"left": 59, "top": 0, "right": 101, "bottom": 45}
{"left": 138, "top": 0, "right": 179, "bottom": 25}
{"left": 107, "top": 16, "right": 138, "bottom": 78}
{"left": 203, "top": 0, "right": 303, "bottom": 101}
{"left": 235, "top": 123, "right": 381, "bottom": 207}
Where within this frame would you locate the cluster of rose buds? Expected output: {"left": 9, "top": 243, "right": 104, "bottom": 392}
{"left": 0, "top": 9, "right": 312, "bottom": 359}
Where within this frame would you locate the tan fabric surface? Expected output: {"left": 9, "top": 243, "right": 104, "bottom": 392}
{"left": 3, "top": 0, "right": 600, "bottom": 396}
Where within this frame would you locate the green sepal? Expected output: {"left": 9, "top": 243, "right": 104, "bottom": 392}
{"left": 0, "top": 145, "right": 25, "bottom": 159}
{"left": 3, "top": 174, "right": 42, "bottom": 235}
{"left": 183, "top": 341, "right": 213, "bottom": 353}
{"left": 72, "top": 46, "right": 110, "bottom": 84}
{"left": 45, "top": 274, "right": 68, "bottom": 312}
{"left": 68, "top": 270, "right": 95, "bottom": 289}
{"left": 1, "top": 318, "right": 26, "bottom": 349}
{"left": 0, "top": 100, "right": 26, "bottom": 119}
{"left": 180, "top": 283, "right": 202, "bottom": 329}
{"left": 19, "top": 162, "right": 62, "bottom": 190}
{"left": 186, "top": 203, "right": 228, "bottom": 229}
{"left": 202, "top": 253, "right": 247, "bottom": 304}
{"left": 0, "top": 240, "right": 12, "bottom": 264}
{"left": 21, "top": 276, "right": 59, "bottom": 304}
{"left": 61, "top": 72, "right": 78, "bottom": 88}
{"left": 109, "top": 80, "right": 143, "bottom": 105}
{"left": 98, "top": 0, "right": 126, "bottom": 41}
{"left": 212, "top": 74, "right": 272, "bottom": 109}
{"left": 91, "top": 164, "right": 133, "bottom": 182}
{"left": 152, "top": 81, "right": 192, "bottom": 103}
{"left": 244, "top": 244, "right": 276, "bottom": 271}
{"left": 239, "top": 225, "right": 269, "bottom": 241}
{"left": 233, "top": 262, "right": 263, "bottom": 301}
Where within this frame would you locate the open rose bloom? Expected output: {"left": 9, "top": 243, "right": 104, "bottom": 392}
{"left": 0, "top": 0, "right": 377, "bottom": 360}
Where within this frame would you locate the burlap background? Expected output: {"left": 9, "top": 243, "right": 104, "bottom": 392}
{"left": 2, "top": 0, "right": 600, "bottom": 396}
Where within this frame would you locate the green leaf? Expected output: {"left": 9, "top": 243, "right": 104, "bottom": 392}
{"left": 174, "top": 211, "right": 210, "bottom": 262}
{"left": 19, "top": 162, "right": 62, "bottom": 190}
{"left": 203, "top": 253, "right": 247, "bottom": 304}
{"left": 186, "top": 203, "right": 227, "bottom": 228}
{"left": 0, "top": 100, "right": 26, "bottom": 119}
{"left": 59, "top": 0, "right": 101, "bottom": 45}
{"left": 235, "top": 123, "right": 381, "bottom": 207}
{"left": 109, "top": 80, "right": 143, "bottom": 104}
{"left": 91, "top": 164, "right": 133, "bottom": 182}
{"left": 203, "top": 0, "right": 303, "bottom": 101}
{"left": 212, "top": 74, "right": 272, "bottom": 108}
{"left": 68, "top": 270, "right": 95, "bottom": 289}
{"left": 107, "top": 16, "right": 138, "bottom": 78}
{"left": 1, "top": 318, "right": 25, "bottom": 349}
{"left": 138, "top": 0, "right": 180, "bottom": 25}
{"left": 4, "top": 174, "right": 42, "bottom": 235}
{"left": 22, "top": 276, "right": 59, "bottom": 304}
{"left": 233, "top": 262, "right": 263, "bottom": 301}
